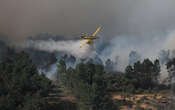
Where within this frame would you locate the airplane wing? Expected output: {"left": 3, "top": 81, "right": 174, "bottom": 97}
{"left": 92, "top": 26, "right": 101, "bottom": 36}
{"left": 80, "top": 40, "right": 90, "bottom": 48}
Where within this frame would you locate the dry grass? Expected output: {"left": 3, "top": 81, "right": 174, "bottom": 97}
{"left": 113, "top": 91, "right": 175, "bottom": 110}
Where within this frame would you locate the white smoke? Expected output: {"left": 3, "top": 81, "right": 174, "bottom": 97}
{"left": 20, "top": 29, "right": 175, "bottom": 79}
{"left": 38, "top": 63, "right": 58, "bottom": 80}
{"left": 98, "top": 30, "right": 175, "bottom": 71}
{"left": 23, "top": 39, "right": 97, "bottom": 59}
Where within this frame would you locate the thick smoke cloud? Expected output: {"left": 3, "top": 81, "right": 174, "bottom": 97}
{"left": 1, "top": 0, "right": 175, "bottom": 43}
{"left": 0, "top": 0, "right": 117, "bottom": 42}
{"left": 23, "top": 39, "right": 97, "bottom": 58}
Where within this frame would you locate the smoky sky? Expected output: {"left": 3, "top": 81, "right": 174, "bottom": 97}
{"left": 1, "top": 0, "right": 175, "bottom": 42}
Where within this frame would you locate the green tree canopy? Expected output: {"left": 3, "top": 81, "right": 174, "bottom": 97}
{"left": 57, "top": 61, "right": 118, "bottom": 110}
{"left": 0, "top": 49, "right": 52, "bottom": 110}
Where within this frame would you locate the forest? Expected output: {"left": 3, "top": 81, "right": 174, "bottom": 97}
{"left": 1, "top": 44, "right": 175, "bottom": 110}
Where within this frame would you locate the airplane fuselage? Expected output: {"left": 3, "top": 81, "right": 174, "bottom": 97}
{"left": 80, "top": 36, "right": 99, "bottom": 40}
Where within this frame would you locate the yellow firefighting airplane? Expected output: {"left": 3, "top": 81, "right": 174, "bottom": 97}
{"left": 80, "top": 26, "right": 102, "bottom": 48}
